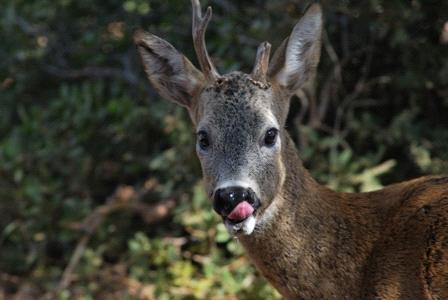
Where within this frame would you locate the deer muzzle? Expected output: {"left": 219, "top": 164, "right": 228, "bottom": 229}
{"left": 213, "top": 186, "right": 260, "bottom": 222}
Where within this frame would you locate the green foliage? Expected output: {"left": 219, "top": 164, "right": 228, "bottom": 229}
{"left": 1, "top": 0, "right": 447, "bottom": 298}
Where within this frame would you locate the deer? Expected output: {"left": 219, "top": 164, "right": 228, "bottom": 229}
{"left": 134, "top": 1, "right": 448, "bottom": 299}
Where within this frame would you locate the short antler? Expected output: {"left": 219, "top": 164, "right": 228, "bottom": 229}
{"left": 191, "top": 0, "right": 220, "bottom": 82}
{"left": 251, "top": 41, "right": 271, "bottom": 85}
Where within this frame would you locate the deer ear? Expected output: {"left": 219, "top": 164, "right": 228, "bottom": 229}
{"left": 268, "top": 4, "right": 322, "bottom": 92}
{"left": 134, "top": 31, "right": 205, "bottom": 108}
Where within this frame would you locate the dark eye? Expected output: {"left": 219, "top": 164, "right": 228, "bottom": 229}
{"left": 197, "top": 131, "right": 210, "bottom": 151}
{"left": 264, "top": 128, "right": 278, "bottom": 147}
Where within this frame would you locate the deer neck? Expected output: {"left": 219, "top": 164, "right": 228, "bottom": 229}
{"left": 237, "top": 132, "right": 382, "bottom": 299}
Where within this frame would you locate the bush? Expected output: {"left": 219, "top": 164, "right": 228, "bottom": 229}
{"left": 1, "top": 0, "right": 447, "bottom": 298}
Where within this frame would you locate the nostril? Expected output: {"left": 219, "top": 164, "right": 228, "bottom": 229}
{"left": 241, "top": 190, "right": 251, "bottom": 202}
{"left": 238, "top": 188, "right": 254, "bottom": 204}
{"left": 213, "top": 189, "right": 230, "bottom": 215}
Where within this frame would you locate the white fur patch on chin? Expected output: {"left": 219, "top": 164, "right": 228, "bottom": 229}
{"left": 224, "top": 215, "right": 256, "bottom": 236}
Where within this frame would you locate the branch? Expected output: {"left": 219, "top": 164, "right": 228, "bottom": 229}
{"left": 317, "top": 29, "right": 343, "bottom": 123}
{"left": 52, "top": 184, "right": 178, "bottom": 296}
{"left": 14, "top": 16, "right": 45, "bottom": 36}
{"left": 44, "top": 65, "right": 139, "bottom": 86}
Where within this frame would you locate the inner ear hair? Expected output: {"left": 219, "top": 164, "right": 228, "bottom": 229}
{"left": 134, "top": 31, "right": 204, "bottom": 108}
{"left": 267, "top": 3, "right": 323, "bottom": 92}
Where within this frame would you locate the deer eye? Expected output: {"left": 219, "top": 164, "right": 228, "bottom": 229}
{"left": 264, "top": 128, "right": 278, "bottom": 147}
{"left": 197, "top": 130, "right": 210, "bottom": 151}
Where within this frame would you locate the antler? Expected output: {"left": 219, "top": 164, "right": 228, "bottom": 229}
{"left": 191, "top": 0, "right": 220, "bottom": 82}
{"left": 251, "top": 41, "right": 271, "bottom": 85}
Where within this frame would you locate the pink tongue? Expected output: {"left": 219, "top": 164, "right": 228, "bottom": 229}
{"left": 227, "top": 201, "right": 254, "bottom": 221}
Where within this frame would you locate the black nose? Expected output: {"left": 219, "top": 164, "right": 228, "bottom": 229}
{"left": 213, "top": 186, "right": 257, "bottom": 216}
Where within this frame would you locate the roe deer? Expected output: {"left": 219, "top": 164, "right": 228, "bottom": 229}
{"left": 134, "top": 1, "right": 448, "bottom": 299}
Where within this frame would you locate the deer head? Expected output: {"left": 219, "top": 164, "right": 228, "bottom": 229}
{"left": 135, "top": 1, "right": 322, "bottom": 235}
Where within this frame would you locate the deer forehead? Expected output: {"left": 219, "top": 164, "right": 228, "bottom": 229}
{"left": 196, "top": 72, "right": 279, "bottom": 132}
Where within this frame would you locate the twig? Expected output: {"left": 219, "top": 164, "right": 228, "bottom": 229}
{"left": 13, "top": 15, "right": 140, "bottom": 87}
{"left": 50, "top": 184, "right": 179, "bottom": 297}
{"left": 44, "top": 65, "right": 139, "bottom": 86}
{"left": 131, "top": 199, "right": 177, "bottom": 224}
{"left": 0, "top": 271, "right": 21, "bottom": 286}
{"left": 14, "top": 15, "right": 45, "bottom": 36}
{"left": 333, "top": 41, "right": 375, "bottom": 138}
{"left": 57, "top": 235, "right": 90, "bottom": 293}
{"left": 318, "top": 29, "right": 342, "bottom": 123}
{"left": 55, "top": 193, "right": 120, "bottom": 294}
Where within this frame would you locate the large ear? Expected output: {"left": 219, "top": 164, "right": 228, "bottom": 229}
{"left": 268, "top": 4, "right": 322, "bottom": 93}
{"left": 134, "top": 31, "right": 205, "bottom": 108}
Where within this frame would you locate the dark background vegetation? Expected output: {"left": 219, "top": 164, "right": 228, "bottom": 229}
{"left": 1, "top": 0, "right": 447, "bottom": 298}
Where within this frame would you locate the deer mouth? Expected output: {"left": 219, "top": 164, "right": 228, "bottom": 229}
{"left": 223, "top": 200, "right": 260, "bottom": 235}
{"left": 227, "top": 201, "right": 254, "bottom": 221}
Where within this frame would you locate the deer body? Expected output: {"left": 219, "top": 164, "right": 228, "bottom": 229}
{"left": 135, "top": 1, "right": 448, "bottom": 298}
{"left": 239, "top": 131, "right": 448, "bottom": 299}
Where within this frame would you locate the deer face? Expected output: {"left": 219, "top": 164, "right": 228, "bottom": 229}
{"left": 135, "top": 1, "right": 322, "bottom": 235}
{"left": 193, "top": 73, "right": 288, "bottom": 234}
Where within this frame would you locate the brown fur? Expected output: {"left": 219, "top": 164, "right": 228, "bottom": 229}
{"left": 239, "top": 133, "right": 448, "bottom": 299}
{"left": 135, "top": 2, "right": 448, "bottom": 298}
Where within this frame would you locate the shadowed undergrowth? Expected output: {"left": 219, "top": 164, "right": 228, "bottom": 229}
{"left": 1, "top": 0, "right": 447, "bottom": 298}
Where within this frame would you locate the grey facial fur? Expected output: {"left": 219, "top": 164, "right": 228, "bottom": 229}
{"left": 194, "top": 72, "right": 285, "bottom": 224}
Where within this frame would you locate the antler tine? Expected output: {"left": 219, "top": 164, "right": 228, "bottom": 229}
{"left": 251, "top": 41, "right": 271, "bottom": 85}
{"left": 191, "top": 0, "right": 220, "bottom": 82}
